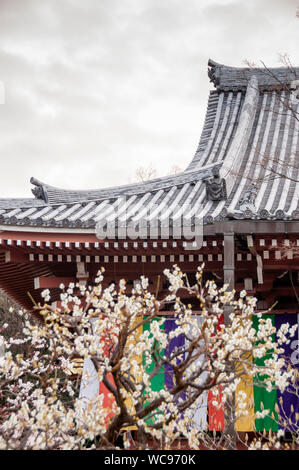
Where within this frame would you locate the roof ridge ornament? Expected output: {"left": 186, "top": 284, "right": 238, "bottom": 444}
{"left": 30, "top": 177, "right": 48, "bottom": 203}
{"left": 204, "top": 166, "right": 227, "bottom": 201}
{"left": 208, "top": 59, "right": 221, "bottom": 87}
{"left": 227, "top": 182, "right": 258, "bottom": 220}
{"left": 207, "top": 59, "right": 299, "bottom": 91}
{"left": 238, "top": 182, "right": 257, "bottom": 212}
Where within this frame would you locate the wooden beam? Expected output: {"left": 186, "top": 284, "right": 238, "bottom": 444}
{"left": 247, "top": 235, "right": 263, "bottom": 284}
{"left": 223, "top": 232, "right": 235, "bottom": 291}
{"left": 34, "top": 277, "right": 76, "bottom": 290}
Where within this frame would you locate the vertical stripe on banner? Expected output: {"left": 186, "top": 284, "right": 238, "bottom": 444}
{"left": 208, "top": 314, "right": 225, "bottom": 431}
{"left": 98, "top": 319, "right": 117, "bottom": 426}
{"left": 275, "top": 313, "right": 299, "bottom": 432}
{"left": 99, "top": 343, "right": 116, "bottom": 426}
{"left": 79, "top": 318, "right": 115, "bottom": 427}
{"left": 164, "top": 318, "right": 185, "bottom": 423}
{"left": 187, "top": 315, "right": 208, "bottom": 431}
{"left": 79, "top": 357, "right": 99, "bottom": 400}
{"left": 235, "top": 351, "right": 255, "bottom": 432}
{"left": 164, "top": 318, "right": 185, "bottom": 391}
{"left": 253, "top": 313, "right": 278, "bottom": 432}
{"left": 143, "top": 317, "right": 165, "bottom": 425}
{"left": 99, "top": 374, "right": 115, "bottom": 425}
{"left": 208, "top": 386, "right": 224, "bottom": 431}
{"left": 123, "top": 317, "right": 143, "bottom": 430}
{"left": 79, "top": 318, "right": 99, "bottom": 402}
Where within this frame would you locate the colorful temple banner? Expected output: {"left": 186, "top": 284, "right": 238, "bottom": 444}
{"left": 79, "top": 312, "right": 299, "bottom": 433}
{"left": 207, "top": 313, "right": 299, "bottom": 432}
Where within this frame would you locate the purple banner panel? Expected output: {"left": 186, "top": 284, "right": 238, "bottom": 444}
{"left": 275, "top": 313, "right": 299, "bottom": 432}
{"left": 164, "top": 318, "right": 185, "bottom": 392}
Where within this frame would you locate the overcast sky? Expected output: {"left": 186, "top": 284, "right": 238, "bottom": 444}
{"left": 0, "top": 0, "right": 298, "bottom": 198}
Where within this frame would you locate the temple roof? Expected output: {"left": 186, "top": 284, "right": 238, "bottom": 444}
{"left": 0, "top": 59, "right": 298, "bottom": 232}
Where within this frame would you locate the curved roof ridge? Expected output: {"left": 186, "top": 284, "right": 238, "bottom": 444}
{"left": 208, "top": 58, "right": 299, "bottom": 90}
{"left": 29, "top": 162, "right": 221, "bottom": 206}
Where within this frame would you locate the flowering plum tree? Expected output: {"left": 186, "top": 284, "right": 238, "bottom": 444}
{"left": 0, "top": 265, "right": 298, "bottom": 450}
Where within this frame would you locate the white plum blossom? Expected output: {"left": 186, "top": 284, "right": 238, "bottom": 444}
{"left": 41, "top": 289, "right": 51, "bottom": 302}
{"left": 0, "top": 265, "right": 297, "bottom": 450}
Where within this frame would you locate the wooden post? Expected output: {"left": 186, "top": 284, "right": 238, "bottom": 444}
{"left": 76, "top": 262, "right": 89, "bottom": 286}
{"left": 223, "top": 232, "right": 235, "bottom": 293}
{"left": 223, "top": 232, "right": 237, "bottom": 448}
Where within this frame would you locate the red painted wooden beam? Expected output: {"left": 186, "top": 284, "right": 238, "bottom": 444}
{"left": 34, "top": 276, "right": 76, "bottom": 289}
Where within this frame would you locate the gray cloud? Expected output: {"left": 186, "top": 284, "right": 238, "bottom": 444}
{"left": 0, "top": 0, "right": 298, "bottom": 197}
